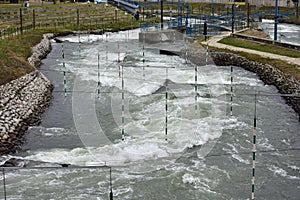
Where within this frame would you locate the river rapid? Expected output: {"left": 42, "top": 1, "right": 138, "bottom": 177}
{"left": 0, "top": 28, "right": 299, "bottom": 200}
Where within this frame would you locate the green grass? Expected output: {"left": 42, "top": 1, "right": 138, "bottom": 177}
{"left": 219, "top": 37, "right": 300, "bottom": 58}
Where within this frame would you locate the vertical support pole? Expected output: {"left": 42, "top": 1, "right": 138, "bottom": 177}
{"left": 211, "top": 0, "right": 214, "bottom": 16}
{"left": 296, "top": 1, "right": 299, "bottom": 18}
{"left": 247, "top": 3, "right": 250, "bottom": 28}
{"left": 231, "top": 3, "right": 235, "bottom": 34}
{"left": 177, "top": 0, "right": 181, "bottom": 28}
{"left": 20, "top": 8, "right": 23, "bottom": 34}
{"left": 2, "top": 168, "right": 6, "bottom": 200}
{"left": 165, "top": 68, "right": 168, "bottom": 141}
{"left": 274, "top": 0, "right": 279, "bottom": 41}
{"left": 251, "top": 93, "right": 257, "bottom": 200}
{"left": 230, "top": 66, "right": 233, "bottom": 116}
{"left": 97, "top": 52, "right": 101, "bottom": 98}
{"left": 185, "top": 6, "right": 188, "bottom": 35}
{"left": 109, "top": 167, "right": 113, "bottom": 200}
{"left": 33, "top": 9, "right": 36, "bottom": 29}
{"left": 161, "top": 0, "right": 164, "bottom": 29}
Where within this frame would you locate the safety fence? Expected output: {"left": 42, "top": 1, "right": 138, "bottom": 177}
{"left": 0, "top": 4, "right": 134, "bottom": 39}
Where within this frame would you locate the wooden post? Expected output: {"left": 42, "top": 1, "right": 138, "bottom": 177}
{"left": 20, "top": 8, "right": 23, "bottom": 34}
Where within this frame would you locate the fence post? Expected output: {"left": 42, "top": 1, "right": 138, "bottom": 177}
{"left": 33, "top": 9, "right": 36, "bottom": 29}
{"left": 247, "top": 3, "right": 250, "bottom": 28}
{"left": 77, "top": 8, "right": 80, "bottom": 28}
{"left": 20, "top": 8, "right": 23, "bottom": 34}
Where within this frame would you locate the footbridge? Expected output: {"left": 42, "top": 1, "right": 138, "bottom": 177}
{"left": 108, "top": 0, "right": 139, "bottom": 15}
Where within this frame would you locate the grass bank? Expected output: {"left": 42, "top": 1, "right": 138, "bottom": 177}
{"left": 0, "top": 3, "right": 157, "bottom": 85}
{"left": 219, "top": 36, "right": 300, "bottom": 58}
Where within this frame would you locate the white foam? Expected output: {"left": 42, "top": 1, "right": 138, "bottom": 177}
{"left": 268, "top": 165, "right": 300, "bottom": 180}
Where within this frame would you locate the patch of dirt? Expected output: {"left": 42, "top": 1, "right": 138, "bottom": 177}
{"left": 239, "top": 29, "right": 270, "bottom": 39}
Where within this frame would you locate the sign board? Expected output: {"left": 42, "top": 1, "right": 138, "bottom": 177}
{"left": 228, "top": 0, "right": 246, "bottom": 5}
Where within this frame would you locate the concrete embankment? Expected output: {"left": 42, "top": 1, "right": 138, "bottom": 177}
{"left": 0, "top": 34, "right": 54, "bottom": 155}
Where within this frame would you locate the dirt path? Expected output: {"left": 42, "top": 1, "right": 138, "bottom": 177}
{"left": 204, "top": 32, "right": 300, "bottom": 67}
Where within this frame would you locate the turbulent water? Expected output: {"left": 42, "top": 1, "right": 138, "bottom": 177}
{"left": 1, "top": 28, "right": 300, "bottom": 200}
{"left": 260, "top": 19, "right": 300, "bottom": 45}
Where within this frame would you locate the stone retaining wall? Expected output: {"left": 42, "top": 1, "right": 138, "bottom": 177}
{"left": 180, "top": 46, "right": 300, "bottom": 115}
{"left": 211, "top": 52, "right": 300, "bottom": 115}
{"left": 0, "top": 34, "right": 54, "bottom": 154}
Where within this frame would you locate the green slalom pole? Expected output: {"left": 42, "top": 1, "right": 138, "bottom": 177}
{"left": 61, "top": 43, "right": 67, "bottom": 97}
{"left": 165, "top": 68, "right": 168, "bottom": 141}
{"left": 97, "top": 51, "right": 101, "bottom": 98}
{"left": 195, "top": 64, "right": 198, "bottom": 116}
{"left": 142, "top": 32, "right": 145, "bottom": 78}
{"left": 251, "top": 93, "right": 257, "bottom": 200}
{"left": 205, "top": 41, "right": 209, "bottom": 66}
{"left": 121, "top": 64, "right": 125, "bottom": 141}
{"left": 230, "top": 65, "right": 233, "bottom": 116}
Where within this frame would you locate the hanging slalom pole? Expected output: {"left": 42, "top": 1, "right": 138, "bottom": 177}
{"left": 109, "top": 167, "right": 113, "bottom": 200}
{"left": 97, "top": 51, "right": 101, "bottom": 98}
{"left": 106, "top": 33, "right": 108, "bottom": 64}
{"left": 165, "top": 68, "right": 168, "bottom": 141}
{"left": 142, "top": 31, "right": 145, "bottom": 78}
{"left": 185, "top": 36, "right": 188, "bottom": 64}
{"left": 118, "top": 42, "right": 120, "bottom": 78}
{"left": 78, "top": 34, "right": 81, "bottom": 53}
{"left": 230, "top": 66, "right": 233, "bottom": 116}
{"left": 251, "top": 93, "right": 257, "bottom": 200}
{"left": 194, "top": 64, "right": 198, "bottom": 116}
{"left": 121, "top": 64, "right": 125, "bottom": 141}
{"left": 205, "top": 41, "right": 209, "bottom": 66}
{"left": 2, "top": 168, "right": 7, "bottom": 200}
{"left": 61, "top": 43, "right": 67, "bottom": 97}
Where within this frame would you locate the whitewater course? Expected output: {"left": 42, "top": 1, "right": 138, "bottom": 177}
{"left": 0, "top": 22, "right": 299, "bottom": 199}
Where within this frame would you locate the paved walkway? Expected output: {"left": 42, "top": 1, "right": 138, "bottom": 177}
{"left": 203, "top": 32, "right": 300, "bottom": 67}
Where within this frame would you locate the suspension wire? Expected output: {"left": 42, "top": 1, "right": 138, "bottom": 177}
{"left": 47, "top": 89, "right": 300, "bottom": 98}
{"left": 205, "top": 147, "right": 300, "bottom": 158}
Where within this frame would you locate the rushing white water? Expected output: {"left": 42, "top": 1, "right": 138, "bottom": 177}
{"left": 1, "top": 29, "right": 299, "bottom": 200}
{"left": 260, "top": 19, "right": 300, "bottom": 45}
